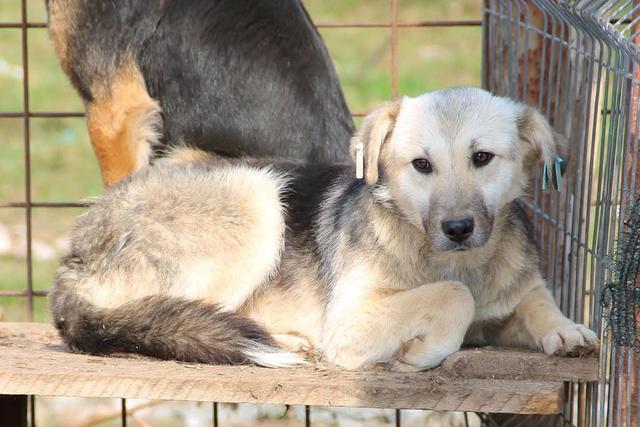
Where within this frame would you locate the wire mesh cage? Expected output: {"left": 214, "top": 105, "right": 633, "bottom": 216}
{"left": 484, "top": 0, "right": 640, "bottom": 425}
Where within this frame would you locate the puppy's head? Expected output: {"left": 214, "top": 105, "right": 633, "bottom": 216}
{"left": 350, "top": 87, "right": 564, "bottom": 252}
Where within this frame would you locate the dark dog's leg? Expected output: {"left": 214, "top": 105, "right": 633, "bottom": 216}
{"left": 47, "top": 0, "right": 162, "bottom": 186}
{"left": 86, "top": 57, "right": 162, "bottom": 186}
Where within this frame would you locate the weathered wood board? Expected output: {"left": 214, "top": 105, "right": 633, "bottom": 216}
{"left": 0, "top": 323, "right": 598, "bottom": 414}
{"left": 442, "top": 347, "right": 599, "bottom": 382}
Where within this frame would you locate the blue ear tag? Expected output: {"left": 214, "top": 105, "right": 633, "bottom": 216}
{"left": 553, "top": 156, "right": 565, "bottom": 191}
{"left": 542, "top": 162, "right": 549, "bottom": 192}
{"left": 542, "top": 156, "right": 566, "bottom": 192}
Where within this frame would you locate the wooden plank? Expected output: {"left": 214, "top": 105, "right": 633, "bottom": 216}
{"left": 442, "top": 347, "right": 598, "bottom": 382}
{"left": 0, "top": 323, "right": 585, "bottom": 414}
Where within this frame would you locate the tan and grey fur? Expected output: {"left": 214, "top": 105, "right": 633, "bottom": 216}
{"left": 50, "top": 88, "right": 598, "bottom": 370}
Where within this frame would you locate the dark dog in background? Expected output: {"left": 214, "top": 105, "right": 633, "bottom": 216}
{"left": 46, "top": 0, "right": 354, "bottom": 186}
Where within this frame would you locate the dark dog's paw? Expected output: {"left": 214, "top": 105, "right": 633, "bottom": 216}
{"left": 540, "top": 323, "right": 599, "bottom": 357}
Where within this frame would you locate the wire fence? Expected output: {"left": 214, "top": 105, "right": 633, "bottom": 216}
{"left": 0, "top": 0, "right": 484, "bottom": 426}
{"left": 484, "top": 0, "right": 640, "bottom": 426}
{"left": 9, "top": 0, "right": 639, "bottom": 425}
{"left": 10, "top": 1, "right": 636, "bottom": 426}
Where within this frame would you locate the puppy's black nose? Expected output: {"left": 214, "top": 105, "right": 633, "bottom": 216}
{"left": 441, "top": 218, "right": 474, "bottom": 243}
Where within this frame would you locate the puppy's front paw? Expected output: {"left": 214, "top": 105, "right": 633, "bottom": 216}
{"left": 393, "top": 336, "right": 459, "bottom": 371}
{"left": 540, "top": 323, "right": 599, "bottom": 356}
{"left": 390, "top": 360, "right": 422, "bottom": 372}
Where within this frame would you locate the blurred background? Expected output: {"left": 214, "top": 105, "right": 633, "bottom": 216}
{"left": 0, "top": 0, "right": 481, "bottom": 425}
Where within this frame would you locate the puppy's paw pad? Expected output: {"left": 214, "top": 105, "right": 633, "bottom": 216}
{"left": 541, "top": 323, "right": 599, "bottom": 357}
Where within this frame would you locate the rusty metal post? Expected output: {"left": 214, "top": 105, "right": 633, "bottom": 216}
{"left": 612, "top": 4, "right": 640, "bottom": 425}
{"left": 0, "top": 396, "right": 28, "bottom": 427}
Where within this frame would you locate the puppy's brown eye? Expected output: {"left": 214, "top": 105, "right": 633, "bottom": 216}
{"left": 412, "top": 158, "right": 433, "bottom": 174}
{"left": 472, "top": 151, "right": 494, "bottom": 168}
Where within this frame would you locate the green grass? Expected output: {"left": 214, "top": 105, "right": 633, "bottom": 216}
{"left": 0, "top": 0, "right": 483, "bottom": 322}
{"left": 309, "top": 0, "right": 482, "bottom": 111}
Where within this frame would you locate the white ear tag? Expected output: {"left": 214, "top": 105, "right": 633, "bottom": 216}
{"left": 355, "top": 142, "right": 364, "bottom": 179}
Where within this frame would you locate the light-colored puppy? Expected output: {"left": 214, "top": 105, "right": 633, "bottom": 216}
{"left": 50, "top": 88, "right": 598, "bottom": 371}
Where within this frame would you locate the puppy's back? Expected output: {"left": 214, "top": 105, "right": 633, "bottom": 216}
{"left": 49, "top": 162, "right": 301, "bottom": 367}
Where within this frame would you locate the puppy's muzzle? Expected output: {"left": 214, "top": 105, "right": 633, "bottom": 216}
{"left": 441, "top": 218, "right": 474, "bottom": 243}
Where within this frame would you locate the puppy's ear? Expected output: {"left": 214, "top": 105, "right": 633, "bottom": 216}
{"left": 517, "top": 105, "right": 568, "bottom": 166}
{"left": 350, "top": 101, "right": 401, "bottom": 186}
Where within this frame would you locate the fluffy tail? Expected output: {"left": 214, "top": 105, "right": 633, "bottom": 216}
{"left": 49, "top": 256, "right": 304, "bottom": 368}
